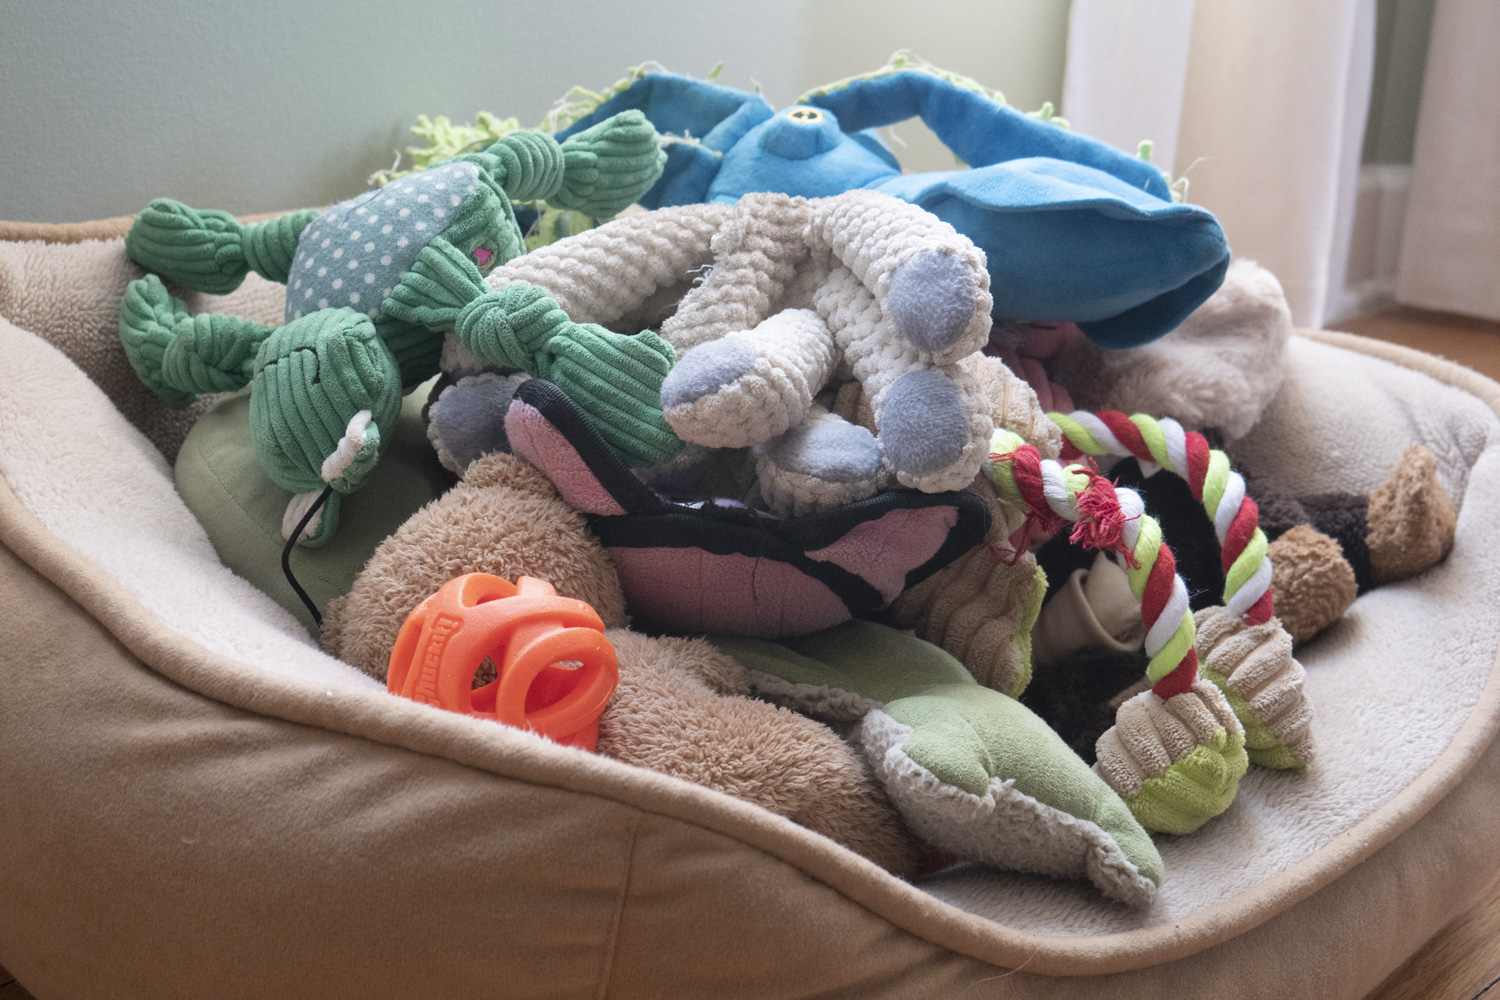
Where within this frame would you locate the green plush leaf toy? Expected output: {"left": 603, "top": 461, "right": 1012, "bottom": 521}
{"left": 712, "top": 619, "right": 1164, "bottom": 906}
{"left": 119, "top": 112, "right": 674, "bottom": 547}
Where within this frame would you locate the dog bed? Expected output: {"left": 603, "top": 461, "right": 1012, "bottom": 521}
{"left": 2, "top": 219, "right": 1499, "bottom": 999}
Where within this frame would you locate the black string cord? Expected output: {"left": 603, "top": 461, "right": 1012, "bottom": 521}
{"left": 281, "top": 485, "right": 334, "bottom": 628}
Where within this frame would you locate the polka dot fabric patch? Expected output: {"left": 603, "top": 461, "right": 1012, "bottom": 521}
{"left": 284, "top": 161, "right": 484, "bottom": 324}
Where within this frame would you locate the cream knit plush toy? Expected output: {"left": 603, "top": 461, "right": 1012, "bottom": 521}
{"left": 437, "top": 190, "right": 1021, "bottom": 516}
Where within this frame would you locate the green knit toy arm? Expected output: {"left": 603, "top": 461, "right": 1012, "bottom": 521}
{"left": 382, "top": 239, "right": 681, "bottom": 466}
{"left": 125, "top": 200, "right": 318, "bottom": 294}
{"left": 551, "top": 110, "right": 666, "bottom": 217}
{"left": 118, "top": 274, "right": 275, "bottom": 407}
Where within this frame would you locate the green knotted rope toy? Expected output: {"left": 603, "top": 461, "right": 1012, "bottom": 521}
{"left": 119, "top": 111, "right": 672, "bottom": 546}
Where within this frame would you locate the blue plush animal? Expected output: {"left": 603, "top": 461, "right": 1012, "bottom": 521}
{"left": 556, "top": 59, "right": 1231, "bottom": 349}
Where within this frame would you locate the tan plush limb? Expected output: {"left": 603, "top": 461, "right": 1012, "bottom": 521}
{"left": 888, "top": 474, "right": 1038, "bottom": 696}
{"left": 808, "top": 189, "right": 991, "bottom": 366}
{"left": 811, "top": 265, "right": 993, "bottom": 492}
{"left": 889, "top": 545, "right": 1041, "bottom": 698}
{"left": 659, "top": 193, "right": 814, "bottom": 352}
{"left": 1267, "top": 525, "right": 1358, "bottom": 643}
{"left": 961, "top": 353, "right": 1062, "bottom": 458}
{"left": 493, "top": 203, "right": 728, "bottom": 324}
{"left": 602, "top": 631, "right": 920, "bottom": 876}
{"left": 663, "top": 307, "right": 837, "bottom": 448}
{"left": 1368, "top": 443, "right": 1457, "bottom": 584}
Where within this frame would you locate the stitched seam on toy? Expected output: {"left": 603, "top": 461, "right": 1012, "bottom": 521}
{"left": 595, "top": 811, "right": 642, "bottom": 1000}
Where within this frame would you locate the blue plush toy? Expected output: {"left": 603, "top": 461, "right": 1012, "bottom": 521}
{"left": 556, "top": 58, "right": 1231, "bottom": 349}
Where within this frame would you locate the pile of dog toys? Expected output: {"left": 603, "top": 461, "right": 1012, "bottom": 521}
{"left": 117, "top": 55, "right": 1456, "bottom": 907}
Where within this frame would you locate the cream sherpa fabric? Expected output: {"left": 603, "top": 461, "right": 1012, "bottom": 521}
{"left": 0, "top": 234, "right": 285, "bottom": 461}
{"left": 1053, "top": 259, "right": 1293, "bottom": 441}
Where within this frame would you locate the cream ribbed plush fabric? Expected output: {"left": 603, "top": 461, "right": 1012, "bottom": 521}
{"left": 440, "top": 190, "right": 1029, "bottom": 516}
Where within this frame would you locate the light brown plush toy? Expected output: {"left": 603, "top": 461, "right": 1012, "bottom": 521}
{"left": 322, "top": 452, "right": 920, "bottom": 875}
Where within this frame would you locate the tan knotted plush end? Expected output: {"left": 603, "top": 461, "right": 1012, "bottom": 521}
{"left": 888, "top": 541, "right": 1038, "bottom": 698}
{"left": 1195, "top": 606, "right": 1314, "bottom": 768}
{"left": 1094, "top": 678, "right": 1243, "bottom": 801}
{"left": 1268, "top": 524, "right": 1358, "bottom": 643}
{"left": 1368, "top": 443, "right": 1458, "bottom": 584}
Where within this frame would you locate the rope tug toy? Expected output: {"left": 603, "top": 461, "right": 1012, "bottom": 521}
{"left": 989, "top": 411, "right": 1312, "bottom": 835}
{"left": 1049, "top": 411, "right": 1313, "bottom": 774}
{"left": 1049, "top": 410, "right": 1274, "bottom": 625}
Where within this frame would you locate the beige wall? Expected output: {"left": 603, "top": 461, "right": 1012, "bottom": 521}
{"left": 0, "top": 0, "right": 1071, "bottom": 223}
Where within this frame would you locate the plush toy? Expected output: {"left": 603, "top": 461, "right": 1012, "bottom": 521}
{"left": 426, "top": 191, "right": 1073, "bottom": 643}
{"left": 323, "top": 442, "right": 1164, "bottom": 904}
{"left": 498, "top": 376, "right": 987, "bottom": 639}
{"left": 437, "top": 189, "right": 1004, "bottom": 506}
{"left": 1014, "top": 416, "right": 1314, "bottom": 782}
{"left": 982, "top": 422, "right": 1310, "bottom": 834}
{"left": 321, "top": 450, "right": 921, "bottom": 875}
{"left": 118, "top": 112, "right": 672, "bottom": 545}
{"left": 713, "top": 621, "right": 1162, "bottom": 905}
{"left": 553, "top": 54, "right": 1231, "bottom": 349}
{"left": 488, "top": 373, "right": 1253, "bottom": 845}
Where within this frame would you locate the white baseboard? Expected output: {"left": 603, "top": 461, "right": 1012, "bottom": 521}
{"left": 1329, "top": 164, "right": 1411, "bottom": 323}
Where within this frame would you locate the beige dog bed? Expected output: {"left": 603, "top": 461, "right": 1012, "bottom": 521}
{"left": 2, "top": 219, "right": 1499, "bottom": 999}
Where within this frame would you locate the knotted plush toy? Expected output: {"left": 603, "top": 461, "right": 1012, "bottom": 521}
{"left": 119, "top": 112, "right": 669, "bottom": 545}
{"left": 1018, "top": 260, "right": 1456, "bottom": 644}
{"left": 553, "top": 53, "right": 1231, "bottom": 349}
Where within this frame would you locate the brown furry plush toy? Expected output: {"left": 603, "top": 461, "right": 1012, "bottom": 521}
{"left": 322, "top": 452, "right": 920, "bottom": 875}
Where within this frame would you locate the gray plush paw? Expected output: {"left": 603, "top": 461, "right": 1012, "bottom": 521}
{"left": 879, "top": 370, "right": 968, "bottom": 477}
{"left": 764, "top": 412, "right": 881, "bottom": 484}
{"left": 427, "top": 372, "right": 527, "bottom": 476}
{"left": 756, "top": 409, "right": 884, "bottom": 517}
{"left": 660, "top": 337, "right": 757, "bottom": 410}
{"left": 887, "top": 250, "right": 978, "bottom": 354}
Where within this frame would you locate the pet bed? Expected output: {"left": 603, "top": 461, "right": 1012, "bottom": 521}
{"left": 1, "top": 218, "right": 1498, "bottom": 999}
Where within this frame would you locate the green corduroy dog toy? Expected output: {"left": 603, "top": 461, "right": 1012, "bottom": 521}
{"left": 119, "top": 111, "right": 674, "bottom": 546}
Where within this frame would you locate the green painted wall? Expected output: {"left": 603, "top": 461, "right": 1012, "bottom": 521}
{"left": 0, "top": 0, "right": 1072, "bottom": 223}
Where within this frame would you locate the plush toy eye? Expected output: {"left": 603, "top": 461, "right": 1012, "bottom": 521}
{"left": 473, "top": 247, "right": 493, "bottom": 267}
{"left": 788, "top": 107, "right": 824, "bottom": 124}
